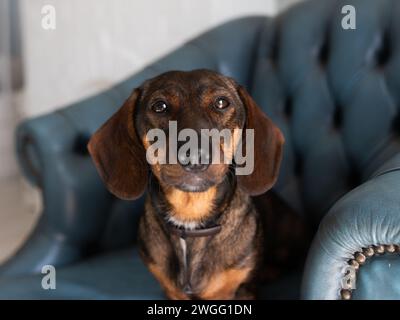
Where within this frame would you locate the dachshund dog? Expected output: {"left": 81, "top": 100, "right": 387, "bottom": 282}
{"left": 88, "top": 69, "right": 310, "bottom": 300}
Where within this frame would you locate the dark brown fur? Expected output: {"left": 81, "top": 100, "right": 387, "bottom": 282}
{"left": 88, "top": 69, "right": 310, "bottom": 300}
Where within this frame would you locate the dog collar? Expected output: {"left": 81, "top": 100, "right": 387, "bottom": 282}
{"left": 168, "top": 224, "right": 222, "bottom": 239}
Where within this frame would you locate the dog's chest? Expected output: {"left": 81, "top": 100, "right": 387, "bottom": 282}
{"left": 170, "top": 218, "right": 259, "bottom": 298}
{"left": 139, "top": 193, "right": 260, "bottom": 299}
{"left": 175, "top": 236, "right": 208, "bottom": 295}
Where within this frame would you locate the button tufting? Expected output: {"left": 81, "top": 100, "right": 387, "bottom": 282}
{"left": 392, "top": 112, "right": 400, "bottom": 135}
{"left": 317, "top": 39, "right": 330, "bottom": 68}
{"left": 270, "top": 31, "right": 280, "bottom": 67}
{"left": 74, "top": 134, "right": 91, "bottom": 156}
{"left": 294, "top": 152, "right": 303, "bottom": 177}
{"left": 375, "top": 32, "right": 391, "bottom": 68}
{"left": 347, "top": 170, "right": 361, "bottom": 189}
{"left": 333, "top": 105, "right": 343, "bottom": 129}
{"left": 284, "top": 97, "right": 293, "bottom": 118}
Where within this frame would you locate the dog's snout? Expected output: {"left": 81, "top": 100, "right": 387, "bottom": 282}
{"left": 178, "top": 146, "right": 210, "bottom": 172}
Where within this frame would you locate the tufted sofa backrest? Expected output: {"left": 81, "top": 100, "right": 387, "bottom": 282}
{"left": 251, "top": 0, "right": 400, "bottom": 222}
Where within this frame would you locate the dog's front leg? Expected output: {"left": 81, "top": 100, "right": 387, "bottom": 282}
{"left": 199, "top": 267, "right": 253, "bottom": 300}
{"left": 147, "top": 264, "right": 189, "bottom": 300}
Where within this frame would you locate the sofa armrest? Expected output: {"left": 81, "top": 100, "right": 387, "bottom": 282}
{"left": 0, "top": 111, "right": 118, "bottom": 277}
{"left": 301, "top": 154, "right": 400, "bottom": 300}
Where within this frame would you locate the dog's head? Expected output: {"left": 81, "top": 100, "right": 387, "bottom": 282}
{"left": 88, "top": 69, "right": 284, "bottom": 200}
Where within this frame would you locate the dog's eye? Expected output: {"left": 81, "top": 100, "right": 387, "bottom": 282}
{"left": 214, "top": 97, "right": 230, "bottom": 110}
{"left": 151, "top": 101, "right": 168, "bottom": 113}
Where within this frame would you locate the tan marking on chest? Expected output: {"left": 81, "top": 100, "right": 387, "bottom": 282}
{"left": 166, "top": 187, "right": 217, "bottom": 222}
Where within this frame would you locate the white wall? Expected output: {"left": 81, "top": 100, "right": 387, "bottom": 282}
{"left": 0, "top": 0, "right": 18, "bottom": 179}
{"left": 19, "top": 0, "right": 292, "bottom": 118}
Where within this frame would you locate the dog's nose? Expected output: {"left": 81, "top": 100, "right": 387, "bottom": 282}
{"left": 178, "top": 147, "right": 210, "bottom": 172}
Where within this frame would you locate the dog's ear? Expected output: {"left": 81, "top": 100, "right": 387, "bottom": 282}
{"left": 236, "top": 85, "right": 284, "bottom": 196}
{"left": 87, "top": 89, "right": 148, "bottom": 200}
